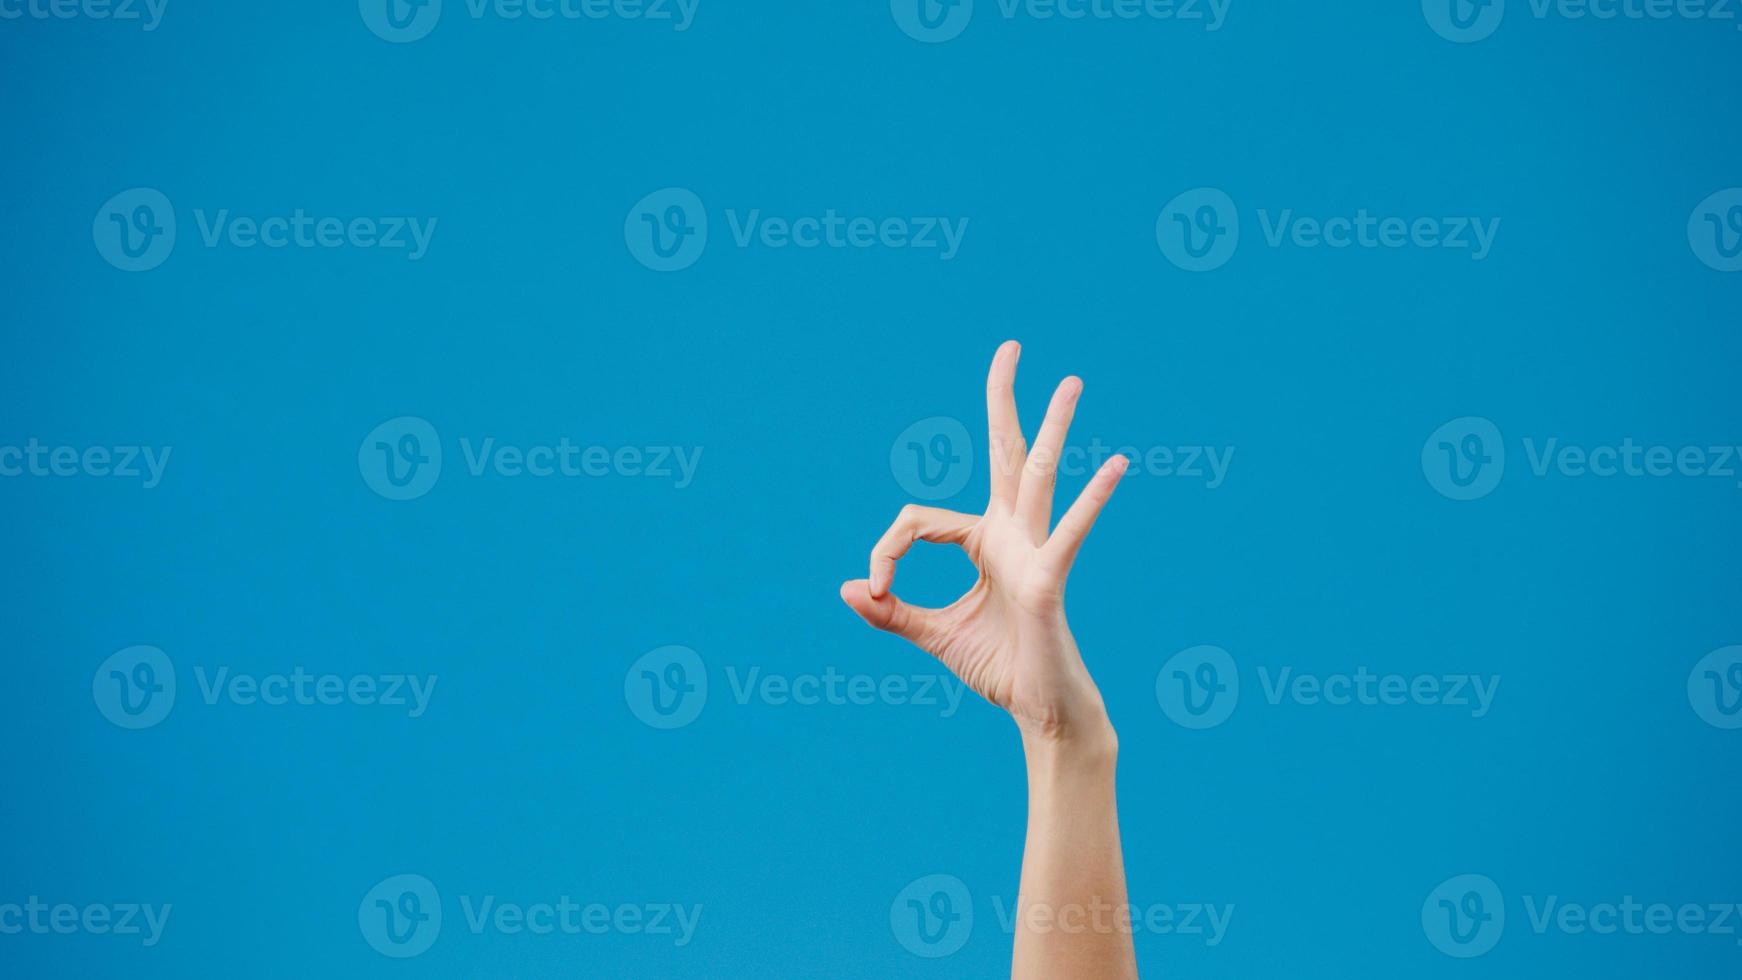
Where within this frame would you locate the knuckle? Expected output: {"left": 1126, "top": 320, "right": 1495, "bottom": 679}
{"left": 885, "top": 603, "right": 910, "bottom": 634}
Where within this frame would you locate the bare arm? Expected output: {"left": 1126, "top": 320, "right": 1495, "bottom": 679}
{"left": 1014, "top": 694, "right": 1134, "bottom": 978}
{"left": 841, "top": 341, "right": 1138, "bottom": 979}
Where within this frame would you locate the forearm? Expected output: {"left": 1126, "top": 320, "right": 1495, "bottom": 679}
{"left": 1011, "top": 722, "right": 1138, "bottom": 980}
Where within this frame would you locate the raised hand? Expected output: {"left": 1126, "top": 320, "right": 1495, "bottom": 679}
{"left": 839, "top": 340, "right": 1127, "bottom": 743}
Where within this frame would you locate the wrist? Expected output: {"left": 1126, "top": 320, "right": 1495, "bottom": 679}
{"left": 1020, "top": 712, "right": 1118, "bottom": 773}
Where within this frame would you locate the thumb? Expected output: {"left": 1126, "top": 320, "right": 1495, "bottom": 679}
{"left": 839, "top": 579, "right": 936, "bottom": 645}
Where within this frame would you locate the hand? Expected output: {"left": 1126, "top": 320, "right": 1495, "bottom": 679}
{"left": 840, "top": 341, "right": 1128, "bottom": 744}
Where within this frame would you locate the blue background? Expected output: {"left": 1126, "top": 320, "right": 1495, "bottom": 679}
{"left": 3, "top": 1, "right": 1740, "bottom": 976}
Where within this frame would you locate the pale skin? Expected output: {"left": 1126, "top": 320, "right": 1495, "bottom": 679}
{"left": 840, "top": 340, "right": 1138, "bottom": 980}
